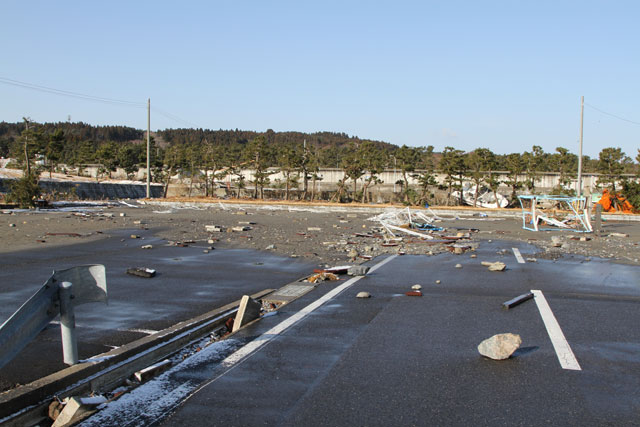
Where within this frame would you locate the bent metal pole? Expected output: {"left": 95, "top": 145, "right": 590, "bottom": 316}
{"left": 59, "top": 281, "right": 78, "bottom": 365}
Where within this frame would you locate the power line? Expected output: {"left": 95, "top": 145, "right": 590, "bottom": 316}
{"left": 0, "top": 77, "right": 146, "bottom": 108}
{"left": 0, "top": 76, "right": 201, "bottom": 128}
{"left": 151, "top": 106, "right": 199, "bottom": 128}
{"left": 585, "top": 102, "right": 640, "bottom": 126}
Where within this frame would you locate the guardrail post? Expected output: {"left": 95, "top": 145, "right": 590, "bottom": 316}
{"left": 59, "top": 281, "right": 78, "bottom": 365}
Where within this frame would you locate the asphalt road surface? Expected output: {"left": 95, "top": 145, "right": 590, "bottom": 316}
{"left": 0, "top": 228, "right": 315, "bottom": 390}
{"left": 79, "top": 240, "right": 640, "bottom": 426}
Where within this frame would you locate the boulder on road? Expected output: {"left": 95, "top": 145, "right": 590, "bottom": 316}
{"left": 477, "top": 333, "right": 522, "bottom": 360}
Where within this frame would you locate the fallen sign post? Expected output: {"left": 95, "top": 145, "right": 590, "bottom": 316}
{"left": 0, "top": 265, "right": 107, "bottom": 369}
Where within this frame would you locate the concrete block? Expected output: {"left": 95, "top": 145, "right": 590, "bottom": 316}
{"left": 51, "top": 395, "right": 106, "bottom": 427}
{"left": 232, "top": 296, "right": 262, "bottom": 332}
{"left": 134, "top": 359, "right": 171, "bottom": 382}
{"left": 348, "top": 265, "right": 370, "bottom": 276}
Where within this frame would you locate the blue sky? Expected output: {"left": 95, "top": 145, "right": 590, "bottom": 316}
{"left": 1, "top": 0, "right": 639, "bottom": 158}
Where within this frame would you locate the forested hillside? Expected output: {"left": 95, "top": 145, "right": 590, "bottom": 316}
{"left": 1, "top": 120, "right": 638, "bottom": 207}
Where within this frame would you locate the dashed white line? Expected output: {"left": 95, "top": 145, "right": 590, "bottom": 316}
{"left": 512, "top": 247, "right": 525, "bottom": 264}
{"left": 531, "top": 290, "right": 581, "bottom": 371}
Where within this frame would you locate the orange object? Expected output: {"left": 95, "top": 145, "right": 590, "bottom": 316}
{"left": 597, "top": 189, "right": 633, "bottom": 213}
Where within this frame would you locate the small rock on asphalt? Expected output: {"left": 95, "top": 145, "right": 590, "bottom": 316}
{"left": 481, "top": 261, "right": 506, "bottom": 271}
{"left": 455, "top": 263, "right": 462, "bottom": 269}
{"left": 356, "top": 291, "right": 371, "bottom": 298}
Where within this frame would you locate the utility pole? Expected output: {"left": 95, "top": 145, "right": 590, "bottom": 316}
{"left": 577, "top": 95, "right": 584, "bottom": 198}
{"left": 23, "top": 118, "right": 31, "bottom": 177}
{"left": 146, "top": 98, "right": 151, "bottom": 199}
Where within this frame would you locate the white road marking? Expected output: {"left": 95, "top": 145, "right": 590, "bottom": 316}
{"left": 512, "top": 247, "right": 525, "bottom": 264}
{"left": 531, "top": 290, "right": 581, "bottom": 371}
{"left": 190, "top": 254, "right": 398, "bottom": 394}
{"left": 127, "top": 328, "right": 159, "bottom": 335}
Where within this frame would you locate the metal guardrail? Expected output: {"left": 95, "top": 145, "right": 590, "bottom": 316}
{"left": 0, "top": 265, "right": 107, "bottom": 370}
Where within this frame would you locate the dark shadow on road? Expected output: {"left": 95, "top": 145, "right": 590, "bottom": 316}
{"left": 512, "top": 346, "right": 539, "bottom": 358}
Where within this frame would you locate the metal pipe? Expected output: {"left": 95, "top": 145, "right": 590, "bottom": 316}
{"left": 59, "top": 281, "right": 78, "bottom": 365}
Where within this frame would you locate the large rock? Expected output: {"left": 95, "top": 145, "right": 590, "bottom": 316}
{"left": 481, "top": 261, "right": 506, "bottom": 271}
{"left": 477, "top": 333, "right": 522, "bottom": 360}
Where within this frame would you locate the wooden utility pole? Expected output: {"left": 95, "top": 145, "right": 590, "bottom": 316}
{"left": 23, "top": 118, "right": 31, "bottom": 176}
{"left": 577, "top": 95, "right": 584, "bottom": 197}
{"left": 146, "top": 98, "right": 151, "bottom": 199}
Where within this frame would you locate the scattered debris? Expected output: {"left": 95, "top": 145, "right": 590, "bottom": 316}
{"left": 481, "top": 261, "right": 506, "bottom": 271}
{"left": 502, "top": 292, "right": 534, "bottom": 309}
{"left": 526, "top": 258, "right": 537, "bottom": 263}
{"left": 205, "top": 225, "right": 224, "bottom": 232}
{"left": 405, "top": 290, "right": 422, "bottom": 296}
{"left": 307, "top": 227, "right": 322, "bottom": 231}
{"left": 609, "top": 232, "right": 630, "bottom": 238}
{"left": 265, "top": 244, "right": 276, "bottom": 250}
{"left": 452, "top": 184, "right": 509, "bottom": 208}
{"left": 478, "top": 333, "right": 522, "bottom": 360}
{"left": 356, "top": 291, "right": 371, "bottom": 298}
{"left": 307, "top": 272, "right": 339, "bottom": 283}
{"left": 141, "top": 245, "right": 153, "bottom": 249}
{"left": 126, "top": 267, "right": 156, "bottom": 278}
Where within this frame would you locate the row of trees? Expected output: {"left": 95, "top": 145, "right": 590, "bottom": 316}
{"left": 2, "top": 121, "right": 639, "bottom": 208}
